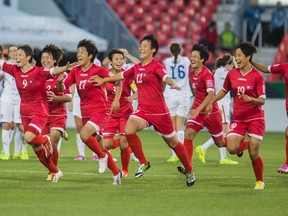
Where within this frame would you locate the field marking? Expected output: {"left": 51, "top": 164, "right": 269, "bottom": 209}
{"left": 0, "top": 169, "right": 282, "bottom": 180}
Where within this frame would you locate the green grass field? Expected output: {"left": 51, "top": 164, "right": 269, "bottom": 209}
{"left": 1, "top": 129, "right": 287, "bottom": 216}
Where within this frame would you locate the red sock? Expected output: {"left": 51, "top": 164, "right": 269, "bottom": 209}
{"left": 104, "top": 149, "right": 120, "bottom": 175}
{"left": 84, "top": 136, "right": 105, "bottom": 158}
{"left": 121, "top": 147, "right": 130, "bottom": 172}
{"left": 285, "top": 136, "right": 288, "bottom": 164}
{"left": 35, "top": 148, "right": 58, "bottom": 173}
{"left": 111, "top": 138, "right": 120, "bottom": 149}
{"left": 252, "top": 156, "right": 264, "bottom": 181}
{"left": 184, "top": 139, "right": 193, "bottom": 162}
{"left": 237, "top": 140, "right": 249, "bottom": 154}
{"left": 52, "top": 149, "right": 59, "bottom": 167}
{"left": 126, "top": 134, "right": 147, "bottom": 164}
{"left": 173, "top": 142, "right": 192, "bottom": 173}
{"left": 29, "top": 134, "right": 48, "bottom": 145}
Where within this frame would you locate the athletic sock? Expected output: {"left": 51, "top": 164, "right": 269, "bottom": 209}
{"left": 126, "top": 134, "right": 147, "bottom": 164}
{"left": 219, "top": 147, "right": 227, "bottom": 160}
{"left": 29, "top": 134, "right": 48, "bottom": 145}
{"left": 285, "top": 136, "right": 288, "bottom": 164}
{"left": 104, "top": 149, "right": 120, "bottom": 175}
{"left": 121, "top": 147, "right": 130, "bottom": 172}
{"left": 76, "top": 133, "right": 85, "bottom": 156}
{"left": 111, "top": 138, "right": 120, "bottom": 149}
{"left": 184, "top": 139, "right": 193, "bottom": 162}
{"left": 35, "top": 148, "right": 58, "bottom": 173}
{"left": 237, "top": 140, "right": 249, "bottom": 154}
{"left": 84, "top": 136, "right": 105, "bottom": 158}
{"left": 252, "top": 156, "right": 264, "bottom": 182}
{"left": 2, "top": 129, "right": 11, "bottom": 154}
{"left": 173, "top": 142, "right": 192, "bottom": 173}
{"left": 202, "top": 137, "right": 214, "bottom": 151}
{"left": 52, "top": 148, "right": 59, "bottom": 166}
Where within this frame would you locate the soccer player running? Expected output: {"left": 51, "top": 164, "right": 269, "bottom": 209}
{"left": 195, "top": 54, "right": 238, "bottom": 165}
{"left": 0, "top": 45, "right": 74, "bottom": 182}
{"left": 101, "top": 49, "right": 138, "bottom": 177}
{"left": 251, "top": 59, "right": 288, "bottom": 174}
{"left": 0, "top": 45, "right": 28, "bottom": 160}
{"left": 58, "top": 39, "right": 122, "bottom": 185}
{"left": 40, "top": 44, "right": 72, "bottom": 181}
{"left": 90, "top": 34, "right": 194, "bottom": 187}
{"left": 163, "top": 43, "right": 193, "bottom": 162}
{"left": 206, "top": 41, "right": 266, "bottom": 189}
{"left": 177, "top": 44, "right": 226, "bottom": 178}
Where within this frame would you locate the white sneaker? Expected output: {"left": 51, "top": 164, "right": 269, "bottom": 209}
{"left": 113, "top": 170, "right": 122, "bottom": 185}
{"left": 51, "top": 170, "right": 63, "bottom": 183}
{"left": 98, "top": 153, "right": 108, "bottom": 174}
{"left": 130, "top": 153, "right": 139, "bottom": 162}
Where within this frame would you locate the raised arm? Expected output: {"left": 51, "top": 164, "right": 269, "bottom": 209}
{"left": 89, "top": 72, "right": 123, "bottom": 86}
{"left": 251, "top": 60, "right": 269, "bottom": 73}
{"left": 52, "top": 62, "right": 76, "bottom": 75}
{"left": 119, "top": 49, "right": 140, "bottom": 64}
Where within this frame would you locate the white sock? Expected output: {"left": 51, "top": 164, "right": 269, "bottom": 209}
{"left": 76, "top": 133, "right": 85, "bottom": 156}
{"left": 219, "top": 147, "right": 227, "bottom": 160}
{"left": 57, "top": 138, "right": 62, "bottom": 153}
{"left": 9, "top": 129, "right": 15, "bottom": 143}
{"left": 13, "top": 128, "right": 21, "bottom": 155}
{"left": 2, "top": 129, "right": 11, "bottom": 154}
{"left": 19, "top": 130, "right": 28, "bottom": 152}
{"left": 177, "top": 130, "right": 185, "bottom": 144}
{"left": 202, "top": 137, "right": 214, "bottom": 151}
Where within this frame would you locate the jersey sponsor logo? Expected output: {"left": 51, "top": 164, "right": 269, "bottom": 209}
{"left": 80, "top": 74, "right": 88, "bottom": 76}
{"left": 238, "top": 78, "right": 247, "bottom": 81}
{"left": 139, "top": 68, "right": 145, "bottom": 71}
{"left": 246, "top": 85, "right": 253, "bottom": 89}
{"left": 21, "top": 75, "right": 29, "bottom": 77}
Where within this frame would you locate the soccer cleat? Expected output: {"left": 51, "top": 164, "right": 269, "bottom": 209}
{"left": 195, "top": 145, "right": 206, "bottom": 164}
{"left": 130, "top": 153, "right": 139, "bottom": 162}
{"left": 74, "top": 155, "right": 86, "bottom": 161}
{"left": 167, "top": 156, "right": 180, "bottom": 162}
{"left": 20, "top": 151, "right": 29, "bottom": 160}
{"left": 62, "top": 130, "right": 70, "bottom": 141}
{"left": 46, "top": 173, "right": 53, "bottom": 181}
{"left": 12, "top": 153, "right": 21, "bottom": 159}
{"left": 51, "top": 170, "right": 63, "bottom": 183}
{"left": 220, "top": 158, "right": 239, "bottom": 165}
{"left": 0, "top": 152, "right": 4, "bottom": 159}
{"left": 135, "top": 161, "right": 151, "bottom": 179}
{"left": 98, "top": 153, "right": 108, "bottom": 174}
{"left": 43, "top": 136, "right": 53, "bottom": 158}
{"left": 92, "top": 154, "right": 99, "bottom": 161}
{"left": 177, "top": 166, "right": 186, "bottom": 175}
{"left": 237, "top": 152, "right": 243, "bottom": 157}
{"left": 254, "top": 181, "right": 265, "bottom": 190}
{"left": 113, "top": 170, "right": 122, "bottom": 185}
{"left": 186, "top": 171, "right": 196, "bottom": 187}
{"left": 1, "top": 153, "right": 10, "bottom": 160}
{"left": 122, "top": 170, "right": 129, "bottom": 177}
{"left": 277, "top": 164, "right": 288, "bottom": 174}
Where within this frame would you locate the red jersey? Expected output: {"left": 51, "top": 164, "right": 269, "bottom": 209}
{"left": 269, "top": 63, "right": 288, "bottom": 113}
{"left": 189, "top": 66, "right": 219, "bottom": 113}
{"left": 45, "top": 73, "right": 71, "bottom": 116}
{"left": 105, "top": 74, "right": 134, "bottom": 118}
{"left": 223, "top": 68, "right": 266, "bottom": 122}
{"left": 63, "top": 64, "right": 112, "bottom": 117}
{"left": 1, "top": 62, "right": 51, "bottom": 117}
{"left": 122, "top": 59, "right": 169, "bottom": 114}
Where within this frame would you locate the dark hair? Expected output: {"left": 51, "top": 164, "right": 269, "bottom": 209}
{"left": 191, "top": 44, "right": 210, "bottom": 64}
{"left": 107, "top": 49, "right": 124, "bottom": 61}
{"left": 170, "top": 43, "right": 181, "bottom": 68}
{"left": 140, "top": 34, "right": 159, "bottom": 56}
{"left": 77, "top": 39, "right": 99, "bottom": 62}
{"left": 0, "top": 44, "right": 3, "bottom": 59}
{"left": 215, "top": 54, "right": 233, "bottom": 69}
{"left": 235, "top": 41, "right": 257, "bottom": 62}
{"left": 41, "top": 44, "right": 64, "bottom": 66}
{"left": 18, "top": 45, "right": 34, "bottom": 64}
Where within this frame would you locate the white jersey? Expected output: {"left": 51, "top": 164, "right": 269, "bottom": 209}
{"left": 214, "top": 66, "right": 231, "bottom": 105}
{"left": 0, "top": 62, "right": 20, "bottom": 104}
{"left": 94, "top": 58, "right": 101, "bottom": 66}
{"left": 163, "top": 55, "right": 192, "bottom": 97}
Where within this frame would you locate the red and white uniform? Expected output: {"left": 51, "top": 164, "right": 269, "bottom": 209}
{"left": 42, "top": 73, "right": 71, "bottom": 135}
{"left": 0, "top": 61, "right": 53, "bottom": 133}
{"left": 223, "top": 68, "right": 266, "bottom": 140}
{"left": 121, "top": 59, "right": 175, "bottom": 137}
{"left": 103, "top": 71, "right": 134, "bottom": 136}
{"left": 187, "top": 66, "right": 223, "bottom": 138}
{"left": 62, "top": 64, "right": 112, "bottom": 131}
{"left": 268, "top": 63, "right": 288, "bottom": 115}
